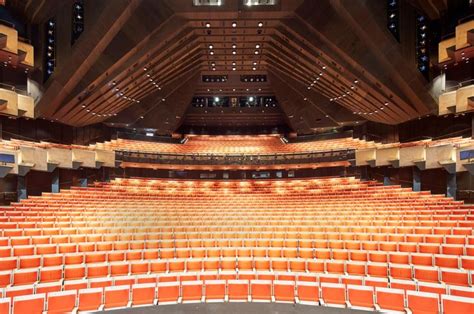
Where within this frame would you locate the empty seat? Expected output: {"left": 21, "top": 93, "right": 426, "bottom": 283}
{"left": 77, "top": 288, "right": 103, "bottom": 312}
{"left": 204, "top": 280, "right": 225, "bottom": 302}
{"left": 181, "top": 280, "right": 203, "bottom": 303}
{"left": 104, "top": 285, "right": 130, "bottom": 309}
{"left": 273, "top": 280, "right": 295, "bottom": 303}
{"left": 320, "top": 283, "right": 346, "bottom": 307}
{"left": 46, "top": 290, "right": 77, "bottom": 314}
{"left": 406, "top": 290, "right": 439, "bottom": 314}
{"left": 12, "top": 294, "right": 45, "bottom": 314}
{"left": 347, "top": 285, "right": 375, "bottom": 310}
{"left": 375, "top": 287, "right": 405, "bottom": 312}
{"left": 228, "top": 280, "right": 249, "bottom": 302}
{"left": 131, "top": 283, "right": 156, "bottom": 307}
{"left": 157, "top": 282, "right": 180, "bottom": 304}
{"left": 442, "top": 294, "right": 474, "bottom": 314}
{"left": 296, "top": 281, "right": 319, "bottom": 305}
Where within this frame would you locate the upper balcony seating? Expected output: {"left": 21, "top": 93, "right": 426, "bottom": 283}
{"left": 93, "top": 135, "right": 376, "bottom": 155}
{"left": 0, "top": 177, "right": 472, "bottom": 311}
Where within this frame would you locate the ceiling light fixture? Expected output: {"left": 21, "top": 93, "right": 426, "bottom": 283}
{"left": 232, "top": 22, "right": 237, "bottom": 27}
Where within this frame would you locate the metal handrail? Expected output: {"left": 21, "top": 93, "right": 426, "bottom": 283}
{"left": 442, "top": 78, "right": 474, "bottom": 93}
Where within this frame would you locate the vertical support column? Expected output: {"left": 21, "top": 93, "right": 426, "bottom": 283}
{"left": 446, "top": 173, "right": 457, "bottom": 199}
{"left": 360, "top": 166, "right": 368, "bottom": 181}
{"left": 17, "top": 176, "right": 27, "bottom": 201}
{"left": 413, "top": 167, "right": 421, "bottom": 192}
{"left": 51, "top": 168, "right": 59, "bottom": 193}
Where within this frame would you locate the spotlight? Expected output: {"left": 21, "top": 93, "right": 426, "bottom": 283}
{"left": 252, "top": 67, "right": 256, "bottom": 71}
{"left": 208, "top": 44, "right": 213, "bottom": 49}
{"left": 232, "top": 22, "right": 237, "bottom": 27}
{"left": 232, "top": 67, "right": 236, "bottom": 71}
{"left": 210, "top": 51, "right": 214, "bottom": 55}
{"left": 205, "top": 22, "right": 211, "bottom": 28}
{"left": 249, "top": 96, "right": 255, "bottom": 102}
{"left": 232, "top": 44, "right": 237, "bottom": 49}
{"left": 232, "top": 50, "right": 236, "bottom": 55}
{"left": 214, "top": 97, "right": 220, "bottom": 102}
{"left": 254, "top": 50, "right": 259, "bottom": 54}
{"left": 258, "top": 22, "right": 263, "bottom": 27}
{"left": 256, "top": 44, "right": 260, "bottom": 49}
{"left": 253, "top": 61, "right": 257, "bottom": 65}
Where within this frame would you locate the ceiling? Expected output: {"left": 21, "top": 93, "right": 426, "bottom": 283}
{"left": 11, "top": 0, "right": 437, "bottom": 134}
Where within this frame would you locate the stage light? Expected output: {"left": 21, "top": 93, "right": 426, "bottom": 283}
{"left": 214, "top": 97, "right": 220, "bottom": 102}
{"left": 254, "top": 50, "right": 259, "bottom": 54}
{"left": 258, "top": 22, "right": 263, "bottom": 27}
{"left": 232, "top": 50, "right": 236, "bottom": 55}
{"left": 209, "top": 44, "right": 213, "bottom": 49}
{"left": 232, "top": 44, "right": 237, "bottom": 49}
{"left": 205, "top": 22, "right": 211, "bottom": 28}
{"left": 232, "top": 22, "right": 237, "bottom": 27}
{"left": 256, "top": 44, "right": 260, "bottom": 49}
{"left": 210, "top": 51, "right": 214, "bottom": 55}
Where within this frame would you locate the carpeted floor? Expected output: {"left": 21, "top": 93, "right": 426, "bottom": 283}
{"left": 107, "top": 303, "right": 373, "bottom": 314}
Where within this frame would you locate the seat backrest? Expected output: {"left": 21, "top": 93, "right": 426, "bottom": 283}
{"left": 375, "top": 287, "right": 405, "bottom": 312}
{"left": 442, "top": 295, "right": 474, "bottom": 314}
{"left": 12, "top": 294, "right": 45, "bottom": 314}
{"left": 347, "top": 284, "right": 374, "bottom": 308}
{"left": 407, "top": 291, "right": 439, "bottom": 314}
{"left": 78, "top": 288, "right": 103, "bottom": 311}
{"left": 46, "top": 290, "right": 76, "bottom": 314}
{"left": 0, "top": 298, "right": 10, "bottom": 314}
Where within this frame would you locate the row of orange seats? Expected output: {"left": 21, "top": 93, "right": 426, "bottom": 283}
{"left": 0, "top": 273, "right": 472, "bottom": 313}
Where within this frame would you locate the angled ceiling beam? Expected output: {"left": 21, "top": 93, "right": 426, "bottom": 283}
{"left": 35, "top": 0, "right": 143, "bottom": 117}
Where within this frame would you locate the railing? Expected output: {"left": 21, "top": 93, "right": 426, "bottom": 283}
{"left": 442, "top": 78, "right": 474, "bottom": 93}
{"left": 115, "top": 149, "right": 356, "bottom": 166}
{"left": 0, "top": 82, "right": 30, "bottom": 96}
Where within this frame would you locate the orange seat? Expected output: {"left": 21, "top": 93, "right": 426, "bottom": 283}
{"left": 157, "top": 282, "right": 180, "bottom": 304}
{"left": 78, "top": 288, "right": 103, "bottom": 312}
{"left": 407, "top": 291, "right": 439, "bottom": 314}
{"left": 46, "top": 290, "right": 77, "bottom": 314}
{"left": 442, "top": 295, "right": 474, "bottom": 314}
{"left": 12, "top": 294, "right": 45, "bottom": 314}
{"left": 204, "top": 280, "right": 226, "bottom": 302}
{"left": 296, "top": 281, "right": 319, "bottom": 305}
{"left": 250, "top": 280, "right": 272, "bottom": 302}
{"left": 321, "top": 283, "right": 345, "bottom": 307}
{"left": 273, "top": 280, "right": 295, "bottom": 303}
{"left": 104, "top": 285, "right": 130, "bottom": 309}
{"left": 131, "top": 283, "right": 156, "bottom": 306}
{"left": 375, "top": 287, "right": 405, "bottom": 312}
{"left": 181, "top": 280, "right": 203, "bottom": 303}
{"left": 0, "top": 298, "right": 10, "bottom": 314}
{"left": 347, "top": 285, "right": 375, "bottom": 310}
{"left": 35, "top": 281, "right": 62, "bottom": 295}
{"left": 228, "top": 279, "right": 249, "bottom": 301}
